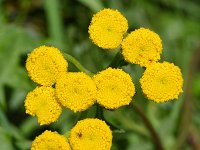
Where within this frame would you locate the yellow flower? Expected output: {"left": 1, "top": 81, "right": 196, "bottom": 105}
{"left": 69, "top": 118, "right": 112, "bottom": 150}
{"left": 26, "top": 45, "right": 68, "bottom": 86}
{"left": 93, "top": 68, "right": 135, "bottom": 109}
{"left": 140, "top": 62, "right": 183, "bottom": 102}
{"left": 31, "top": 130, "right": 71, "bottom": 150}
{"left": 25, "top": 86, "right": 62, "bottom": 125}
{"left": 88, "top": 8, "right": 128, "bottom": 49}
{"left": 122, "top": 28, "right": 162, "bottom": 67}
{"left": 56, "top": 72, "right": 96, "bottom": 112}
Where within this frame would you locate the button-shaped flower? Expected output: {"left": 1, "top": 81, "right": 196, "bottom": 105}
{"left": 89, "top": 8, "right": 128, "bottom": 49}
{"left": 26, "top": 45, "right": 68, "bottom": 86}
{"left": 140, "top": 62, "right": 183, "bottom": 102}
{"left": 25, "top": 86, "right": 62, "bottom": 125}
{"left": 69, "top": 118, "right": 112, "bottom": 150}
{"left": 93, "top": 67, "right": 135, "bottom": 109}
{"left": 31, "top": 130, "right": 71, "bottom": 150}
{"left": 122, "top": 28, "right": 162, "bottom": 67}
{"left": 56, "top": 72, "right": 96, "bottom": 112}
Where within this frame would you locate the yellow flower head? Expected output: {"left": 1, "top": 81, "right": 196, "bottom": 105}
{"left": 69, "top": 118, "right": 112, "bottom": 150}
{"left": 88, "top": 8, "right": 128, "bottom": 49}
{"left": 25, "top": 86, "right": 62, "bottom": 125}
{"left": 26, "top": 45, "right": 68, "bottom": 86}
{"left": 93, "top": 68, "right": 135, "bottom": 109}
{"left": 31, "top": 130, "right": 71, "bottom": 150}
{"left": 122, "top": 28, "right": 162, "bottom": 67}
{"left": 56, "top": 72, "right": 96, "bottom": 112}
{"left": 140, "top": 62, "right": 183, "bottom": 102}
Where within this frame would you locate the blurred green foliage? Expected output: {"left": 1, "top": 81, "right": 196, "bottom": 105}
{"left": 0, "top": 0, "right": 200, "bottom": 150}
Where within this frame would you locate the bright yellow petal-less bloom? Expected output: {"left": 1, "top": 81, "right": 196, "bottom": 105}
{"left": 140, "top": 62, "right": 183, "bottom": 102}
{"left": 56, "top": 72, "right": 96, "bottom": 112}
{"left": 26, "top": 45, "right": 68, "bottom": 86}
{"left": 88, "top": 8, "right": 128, "bottom": 49}
{"left": 31, "top": 130, "right": 71, "bottom": 150}
{"left": 69, "top": 118, "right": 112, "bottom": 150}
{"left": 25, "top": 86, "right": 62, "bottom": 125}
{"left": 122, "top": 28, "right": 162, "bottom": 67}
{"left": 93, "top": 68, "right": 135, "bottom": 109}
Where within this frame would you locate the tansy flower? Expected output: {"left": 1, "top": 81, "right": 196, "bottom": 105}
{"left": 56, "top": 72, "right": 96, "bottom": 112}
{"left": 140, "top": 62, "right": 183, "bottom": 102}
{"left": 26, "top": 45, "right": 68, "bottom": 86}
{"left": 93, "top": 68, "right": 135, "bottom": 109}
{"left": 25, "top": 86, "right": 62, "bottom": 125}
{"left": 69, "top": 118, "right": 112, "bottom": 150}
{"left": 88, "top": 8, "right": 128, "bottom": 49}
{"left": 122, "top": 28, "right": 162, "bottom": 67}
{"left": 31, "top": 130, "right": 71, "bottom": 150}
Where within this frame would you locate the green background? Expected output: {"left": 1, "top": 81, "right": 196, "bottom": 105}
{"left": 0, "top": 0, "right": 200, "bottom": 149}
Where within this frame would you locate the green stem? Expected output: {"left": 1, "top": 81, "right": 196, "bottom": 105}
{"left": 63, "top": 53, "right": 92, "bottom": 75}
{"left": 63, "top": 131, "right": 70, "bottom": 138}
{"left": 95, "top": 104, "right": 104, "bottom": 119}
{"left": 108, "top": 51, "right": 128, "bottom": 68}
{"left": 130, "top": 102, "right": 165, "bottom": 150}
{"left": 174, "top": 46, "right": 200, "bottom": 150}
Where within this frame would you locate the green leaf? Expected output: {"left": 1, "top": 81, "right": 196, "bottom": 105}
{"left": 0, "top": 24, "right": 38, "bottom": 110}
{"left": 16, "top": 140, "right": 31, "bottom": 150}
{"left": 0, "top": 109, "right": 25, "bottom": 141}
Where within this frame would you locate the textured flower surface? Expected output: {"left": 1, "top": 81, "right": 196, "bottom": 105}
{"left": 140, "top": 62, "right": 183, "bottom": 102}
{"left": 56, "top": 72, "right": 96, "bottom": 112}
{"left": 89, "top": 8, "right": 128, "bottom": 49}
{"left": 122, "top": 28, "right": 162, "bottom": 67}
{"left": 93, "top": 67, "right": 135, "bottom": 109}
{"left": 31, "top": 130, "right": 71, "bottom": 150}
{"left": 69, "top": 118, "right": 112, "bottom": 150}
{"left": 26, "top": 45, "right": 68, "bottom": 86}
{"left": 25, "top": 86, "right": 62, "bottom": 125}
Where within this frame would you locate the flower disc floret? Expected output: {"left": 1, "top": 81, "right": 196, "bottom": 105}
{"left": 89, "top": 8, "right": 128, "bottom": 49}
{"left": 56, "top": 72, "right": 96, "bottom": 112}
{"left": 69, "top": 118, "right": 112, "bottom": 150}
{"left": 26, "top": 45, "right": 68, "bottom": 86}
{"left": 140, "top": 62, "right": 183, "bottom": 102}
{"left": 122, "top": 28, "right": 162, "bottom": 67}
{"left": 25, "top": 86, "right": 62, "bottom": 125}
{"left": 31, "top": 130, "right": 71, "bottom": 150}
{"left": 93, "top": 68, "right": 135, "bottom": 109}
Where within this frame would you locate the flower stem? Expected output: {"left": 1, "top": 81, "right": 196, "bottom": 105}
{"left": 108, "top": 51, "right": 128, "bottom": 68}
{"left": 95, "top": 104, "right": 105, "bottom": 119}
{"left": 130, "top": 102, "right": 164, "bottom": 150}
{"left": 63, "top": 53, "right": 92, "bottom": 75}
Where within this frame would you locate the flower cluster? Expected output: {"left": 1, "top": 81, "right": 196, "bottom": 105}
{"left": 25, "top": 45, "right": 135, "bottom": 125}
{"left": 24, "top": 8, "right": 184, "bottom": 150}
{"left": 25, "top": 45, "right": 134, "bottom": 149}
{"left": 89, "top": 8, "right": 183, "bottom": 103}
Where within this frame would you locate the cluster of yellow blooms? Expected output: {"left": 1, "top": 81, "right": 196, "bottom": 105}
{"left": 24, "top": 8, "right": 184, "bottom": 150}
{"left": 88, "top": 8, "right": 183, "bottom": 103}
{"left": 25, "top": 45, "right": 128, "bottom": 149}
{"left": 25, "top": 45, "right": 135, "bottom": 125}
